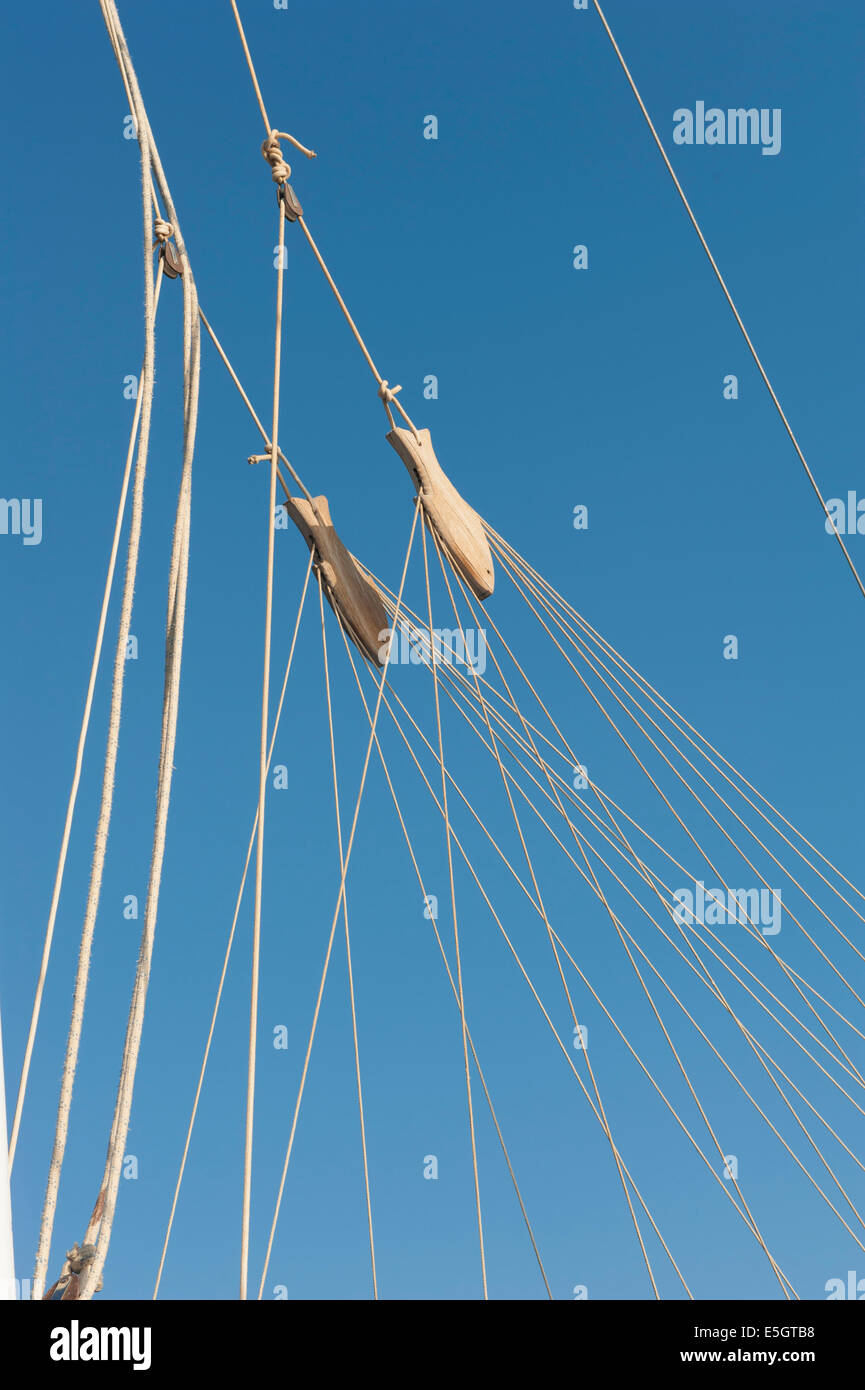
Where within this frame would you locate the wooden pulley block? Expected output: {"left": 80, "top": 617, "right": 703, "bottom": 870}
{"left": 283, "top": 494, "right": 390, "bottom": 666}
{"left": 159, "top": 240, "right": 183, "bottom": 278}
{"left": 386, "top": 427, "right": 494, "bottom": 600}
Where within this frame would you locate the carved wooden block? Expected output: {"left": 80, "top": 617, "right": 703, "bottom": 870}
{"left": 386, "top": 427, "right": 494, "bottom": 600}
{"left": 284, "top": 494, "right": 390, "bottom": 666}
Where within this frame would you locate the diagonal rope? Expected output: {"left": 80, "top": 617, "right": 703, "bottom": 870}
{"left": 591, "top": 0, "right": 865, "bottom": 602}
{"left": 227, "top": 0, "right": 421, "bottom": 441}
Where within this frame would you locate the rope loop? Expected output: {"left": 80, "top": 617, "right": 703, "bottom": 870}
{"left": 153, "top": 217, "right": 173, "bottom": 243}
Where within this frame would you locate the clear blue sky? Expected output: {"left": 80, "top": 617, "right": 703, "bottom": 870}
{"left": 2, "top": 0, "right": 864, "bottom": 1301}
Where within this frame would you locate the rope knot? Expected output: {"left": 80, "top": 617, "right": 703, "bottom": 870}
{"left": 378, "top": 380, "right": 402, "bottom": 406}
{"left": 261, "top": 130, "right": 291, "bottom": 185}
{"left": 153, "top": 217, "right": 173, "bottom": 243}
{"left": 66, "top": 1243, "right": 97, "bottom": 1274}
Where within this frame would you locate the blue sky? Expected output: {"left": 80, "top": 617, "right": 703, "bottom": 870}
{"left": 2, "top": 0, "right": 864, "bottom": 1300}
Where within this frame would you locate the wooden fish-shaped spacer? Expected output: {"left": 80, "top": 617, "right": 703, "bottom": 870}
{"left": 386, "top": 427, "right": 494, "bottom": 600}
{"left": 283, "top": 494, "right": 391, "bottom": 666}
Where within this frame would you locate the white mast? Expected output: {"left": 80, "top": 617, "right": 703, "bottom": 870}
{"left": 0, "top": 1007, "right": 16, "bottom": 1299}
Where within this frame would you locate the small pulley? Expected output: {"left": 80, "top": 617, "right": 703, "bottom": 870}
{"left": 278, "top": 182, "right": 304, "bottom": 223}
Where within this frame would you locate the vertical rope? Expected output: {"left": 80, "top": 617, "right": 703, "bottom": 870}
{"left": 240, "top": 198, "right": 286, "bottom": 1303}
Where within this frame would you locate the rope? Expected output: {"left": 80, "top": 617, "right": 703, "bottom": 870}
{"left": 591, "top": 0, "right": 865, "bottom": 604}
{"left": 152, "top": 552, "right": 313, "bottom": 1298}
{"left": 240, "top": 190, "right": 286, "bottom": 1302}
{"left": 226, "top": 0, "right": 420, "bottom": 440}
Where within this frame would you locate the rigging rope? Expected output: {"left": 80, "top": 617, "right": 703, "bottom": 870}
{"left": 591, "top": 0, "right": 865, "bottom": 604}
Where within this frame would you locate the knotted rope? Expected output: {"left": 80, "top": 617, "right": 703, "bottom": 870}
{"left": 378, "top": 379, "right": 402, "bottom": 431}
{"left": 261, "top": 128, "right": 317, "bottom": 185}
